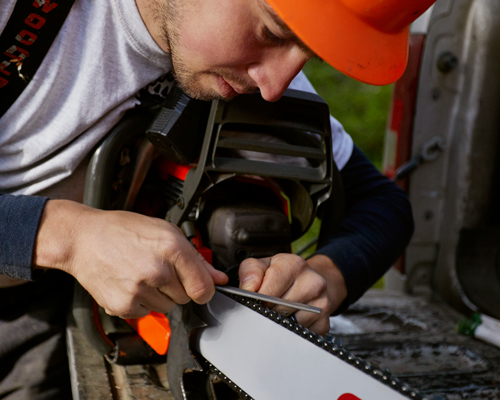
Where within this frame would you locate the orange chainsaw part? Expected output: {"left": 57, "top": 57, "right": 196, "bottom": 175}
{"left": 125, "top": 230, "right": 213, "bottom": 355}
{"left": 125, "top": 311, "right": 172, "bottom": 355}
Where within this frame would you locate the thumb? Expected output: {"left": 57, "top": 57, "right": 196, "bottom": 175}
{"left": 197, "top": 253, "right": 228, "bottom": 285}
{"left": 207, "top": 265, "right": 229, "bottom": 285}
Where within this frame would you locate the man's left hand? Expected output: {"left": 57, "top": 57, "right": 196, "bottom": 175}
{"left": 238, "top": 254, "right": 347, "bottom": 336}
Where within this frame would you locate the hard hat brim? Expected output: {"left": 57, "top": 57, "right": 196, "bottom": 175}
{"left": 266, "top": 0, "right": 411, "bottom": 86}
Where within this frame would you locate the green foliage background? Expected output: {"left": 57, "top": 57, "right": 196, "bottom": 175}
{"left": 293, "top": 60, "right": 393, "bottom": 289}
{"left": 302, "top": 59, "right": 393, "bottom": 170}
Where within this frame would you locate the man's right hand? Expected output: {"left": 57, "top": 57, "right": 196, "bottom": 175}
{"left": 34, "top": 200, "right": 228, "bottom": 319}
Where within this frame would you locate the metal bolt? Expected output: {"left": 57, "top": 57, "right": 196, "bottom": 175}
{"left": 119, "top": 148, "right": 131, "bottom": 166}
{"left": 437, "top": 51, "right": 459, "bottom": 73}
{"left": 176, "top": 197, "right": 185, "bottom": 209}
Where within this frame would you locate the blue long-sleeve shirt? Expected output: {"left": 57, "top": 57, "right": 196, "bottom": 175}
{"left": 315, "top": 144, "right": 414, "bottom": 312}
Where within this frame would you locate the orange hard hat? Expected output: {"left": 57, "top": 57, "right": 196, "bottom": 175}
{"left": 265, "top": 0, "right": 436, "bottom": 85}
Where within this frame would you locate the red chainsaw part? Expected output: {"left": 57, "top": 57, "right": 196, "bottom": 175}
{"left": 155, "top": 158, "right": 193, "bottom": 181}
{"left": 338, "top": 395, "right": 362, "bottom": 400}
{"left": 125, "top": 311, "right": 171, "bottom": 355}
{"left": 191, "top": 233, "right": 213, "bottom": 265}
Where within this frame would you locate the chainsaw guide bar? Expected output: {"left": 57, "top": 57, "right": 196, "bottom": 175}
{"left": 185, "top": 292, "right": 429, "bottom": 400}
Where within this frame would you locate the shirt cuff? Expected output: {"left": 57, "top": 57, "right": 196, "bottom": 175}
{"left": 0, "top": 194, "right": 48, "bottom": 280}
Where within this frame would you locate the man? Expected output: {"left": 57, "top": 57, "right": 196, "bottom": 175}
{"left": 0, "top": 0, "right": 435, "bottom": 398}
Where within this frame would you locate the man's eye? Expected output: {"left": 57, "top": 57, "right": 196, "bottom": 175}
{"left": 263, "top": 27, "right": 286, "bottom": 46}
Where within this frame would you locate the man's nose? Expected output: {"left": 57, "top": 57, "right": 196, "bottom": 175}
{"left": 248, "top": 47, "right": 310, "bottom": 102}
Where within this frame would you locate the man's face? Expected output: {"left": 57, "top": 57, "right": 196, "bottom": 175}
{"left": 146, "top": 0, "right": 313, "bottom": 102}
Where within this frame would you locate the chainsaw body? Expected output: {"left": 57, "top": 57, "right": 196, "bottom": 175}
{"left": 72, "top": 87, "right": 341, "bottom": 364}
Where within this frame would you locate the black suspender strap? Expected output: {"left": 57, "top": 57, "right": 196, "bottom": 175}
{"left": 0, "top": 0, "right": 75, "bottom": 118}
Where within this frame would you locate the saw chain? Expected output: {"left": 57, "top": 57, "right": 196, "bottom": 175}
{"left": 190, "top": 292, "right": 429, "bottom": 400}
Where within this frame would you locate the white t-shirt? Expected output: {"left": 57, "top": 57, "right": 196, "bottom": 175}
{"left": 0, "top": 0, "right": 352, "bottom": 197}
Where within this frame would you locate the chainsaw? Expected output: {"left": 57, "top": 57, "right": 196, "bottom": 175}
{"left": 71, "top": 87, "right": 428, "bottom": 400}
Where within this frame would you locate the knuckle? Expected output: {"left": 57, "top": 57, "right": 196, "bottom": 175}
{"left": 105, "top": 291, "right": 143, "bottom": 319}
{"left": 265, "top": 265, "right": 285, "bottom": 282}
{"left": 145, "top": 267, "right": 171, "bottom": 287}
{"left": 306, "top": 272, "right": 327, "bottom": 296}
{"left": 104, "top": 308, "right": 117, "bottom": 317}
{"left": 118, "top": 302, "right": 135, "bottom": 317}
{"left": 272, "top": 254, "right": 306, "bottom": 274}
{"left": 318, "top": 297, "right": 330, "bottom": 312}
{"left": 277, "top": 253, "right": 301, "bottom": 264}
{"left": 240, "top": 258, "right": 262, "bottom": 270}
{"left": 105, "top": 303, "right": 132, "bottom": 318}
{"left": 290, "top": 254, "right": 308, "bottom": 270}
{"left": 160, "top": 236, "right": 183, "bottom": 259}
{"left": 314, "top": 277, "right": 328, "bottom": 294}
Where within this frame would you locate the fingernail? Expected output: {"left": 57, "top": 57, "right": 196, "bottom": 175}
{"left": 240, "top": 276, "right": 255, "bottom": 290}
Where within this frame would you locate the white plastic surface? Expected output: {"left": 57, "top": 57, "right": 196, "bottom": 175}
{"left": 476, "top": 315, "right": 500, "bottom": 349}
